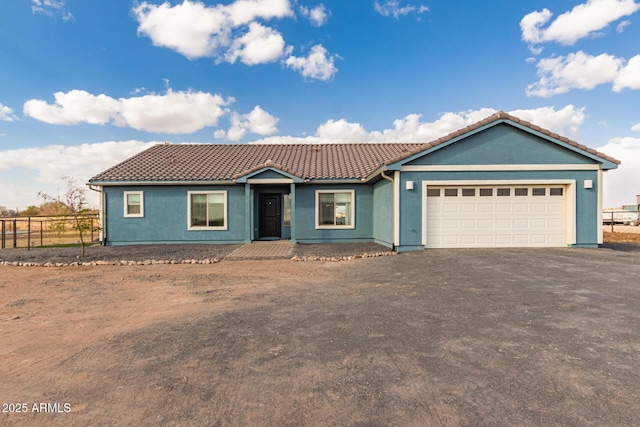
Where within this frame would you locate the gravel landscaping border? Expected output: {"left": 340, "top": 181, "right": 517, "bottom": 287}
{"left": 0, "top": 242, "right": 395, "bottom": 266}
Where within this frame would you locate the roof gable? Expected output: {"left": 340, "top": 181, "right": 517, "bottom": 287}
{"left": 385, "top": 112, "right": 620, "bottom": 170}
{"left": 405, "top": 123, "right": 598, "bottom": 166}
{"left": 234, "top": 164, "right": 304, "bottom": 183}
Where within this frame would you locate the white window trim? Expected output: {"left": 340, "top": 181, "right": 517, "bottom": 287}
{"left": 123, "top": 191, "right": 144, "bottom": 218}
{"left": 187, "top": 191, "right": 228, "bottom": 231}
{"left": 315, "top": 190, "right": 355, "bottom": 229}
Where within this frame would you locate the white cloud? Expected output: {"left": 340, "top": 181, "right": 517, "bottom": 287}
{"left": 23, "top": 88, "right": 234, "bottom": 134}
{"left": 299, "top": 4, "right": 329, "bottom": 26}
{"left": 225, "top": 22, "right": 289, "bottom": 65}
{"left": 616, "top": 19, "right": 632, "bottom": 32}
{"left": 520, "top": 0, "right": 640, "bottom": 47}
{"left": 256, "top": 106, "right": 587, "bottom": 144}
{"left": 374, "top": 1, "right": 429, "bottom": 19}
{"left": 284, "top": 44, "right": 338, "bottom": 81}
{"left": 133, "top": 0, "right": 292, "bottom": 62}
{"left": 0, "top": 141, "right": 156, "bottom": 208}
{"left": 526, "top": 51, "right": 624, "bottom": 97}
{"left": 317, "top": 119, "right": 369, "bottom": 142}
{"left": 133, "top": 0, "right": 339, "bottom": 79}
{"left": 595, "top": 136, "right": 640, "bottom": 207}
{"left": 613, "top": 54, "right": 640, "bottom": 91}
{"left": 217, "top": 106, "right": 279, "bottom": 141}
{"left": 31, "top": 0, "right": 74, "bottom": 21}
{"left": 632, "top": 122, "right": 640, "bottom": 131}
{"left": 0, "top": 103, "right": 18, "bottom": 122}
{"left": 508, "top": 105, "right": 586, "bottom": 139}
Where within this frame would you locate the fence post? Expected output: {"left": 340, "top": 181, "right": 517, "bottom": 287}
{"left": 27, "top": 216, "right": 31, "bottom": 250}
{"left": 1, "top": 220, "right": 4, "bottom": 249}
{"left": 610, "top": 211, "right": 614, "bottom": 233}
{"left": 13, "top": 219, "right": 17, "bottom": 248}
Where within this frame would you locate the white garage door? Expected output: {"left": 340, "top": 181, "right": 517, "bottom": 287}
{"left": 425, "top": 185, "right": 566, "bottom": 248}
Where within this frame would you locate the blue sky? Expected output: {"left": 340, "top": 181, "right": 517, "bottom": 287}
{"left": 1, "top": 0, "right": 639, "bottom": 210}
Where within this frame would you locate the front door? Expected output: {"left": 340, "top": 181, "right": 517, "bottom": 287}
{"left": 259, "top": 193, "right": 281, "bottom": 239}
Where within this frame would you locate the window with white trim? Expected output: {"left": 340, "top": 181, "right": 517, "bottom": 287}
{"left": 316, "top": 190, "right": 355, "bottom": 229}
{"left": 124, "top": 191, "right": 144, "bottom": 218}
{"left": 188, "top": 191, "right": 227, "bottom": 230}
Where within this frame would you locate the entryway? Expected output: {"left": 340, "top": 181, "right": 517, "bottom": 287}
{"left": 259, "top": 193, "right": 282, "bottom": 239}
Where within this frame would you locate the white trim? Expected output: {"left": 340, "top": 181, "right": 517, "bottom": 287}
{"left": 246, "top": 178, "right": 293, "bottom": 184}
{"left": 421, "top": 180, "right": 577, "bottom": 247}
{"left": 315, "top": 190, "right": 356, "bottom": 230}
{"left": 403, "top": 164, "right": 599, "bottom": 172}
{"left": 597, "top": 170, "right": 603, "bottom": 244}
{"left": 393, "top": 171, "right": 400, "bottom": 247}
{"left": 187, "top": 190, "right": 228, "bottom": 231}
{"left": 123, "top": 191, "right": 144, "bottom": 218}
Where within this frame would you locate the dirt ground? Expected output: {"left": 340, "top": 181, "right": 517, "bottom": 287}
{"left": 1, "top": 246, "right": 640, "bottom": 426}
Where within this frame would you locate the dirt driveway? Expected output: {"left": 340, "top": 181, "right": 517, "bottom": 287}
{"left": 2, "top": 246, "right": 640, "bottom": 426}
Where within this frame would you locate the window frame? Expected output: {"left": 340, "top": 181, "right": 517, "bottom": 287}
{"left": 123, "top": 191, "right": 144, "bottom": 218}
{"left": 315, "top": 190, "right": 355, "bottom": 230}
{"left": 187, "top": 191, "right": 228, "bottom": 231}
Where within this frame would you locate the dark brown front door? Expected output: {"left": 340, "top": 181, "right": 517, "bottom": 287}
{"left": 259, "top": 194, "right": 281, "bottom": 239}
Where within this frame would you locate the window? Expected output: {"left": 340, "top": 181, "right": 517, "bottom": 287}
{"left": 283, "top": 194, "right": 292, "bottom": 226}
{"left": 316, "top": 190, "right": 354, "bottom": 228}
{"left": 427, "top": 188, "right": 440, "bottom": 197}
{"left": 188, "top": 191, "right": 227, "bottom": 230}
{"left": 550, "top": 188, "right": 564, "bottom": 196}
{"left": 444, "top": 188, "right": 458, "bottom": 197}
{"left": 480, "top": 188, "right": 493, "bottom": 197}
{"left": 515, "top": 188, "right": 528, "bottom": 196}
{"left": 462, "top": 188, "right": 475, "bottom": 197}
{"left": 124, "top": 191, "right": 143, "bottom": 217}
{"left": 497, "top": 188, "right": 511, "bottom": 196}
{"left": 532, "top": 188, "right": 546, "bottom": 196}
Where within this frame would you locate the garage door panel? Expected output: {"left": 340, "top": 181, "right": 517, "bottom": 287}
{"left": 478, "top": 219, "right": 493, "bottom": 229}
{"left": 513, "top": 203, "right": 530, "bottom": 213}
{"left": 460, "top": 219, "right": 476, "bottom": 228}
{"left": 531, "top": 203, "right": 547, "bottom": 212}
{"left": 496, "top": 219, "right": 511, "bottom": 228}
{"left": 460, "top": 204, "right": 477, "bottom": 213}
{"left": 443, "top": 204, "right": 459, "bottom": 213}
{"left": 425, "top": 185, "right": 566, "bottom": 248}
{"left": 549, "top": 218, "right": 564, "bottom": 228}
{"left": 478, "top": 203, "right": 494, "bottom": 213}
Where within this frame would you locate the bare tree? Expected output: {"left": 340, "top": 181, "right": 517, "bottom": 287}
{"left": 39, "top": 177, "right": 96, "bottom": 257}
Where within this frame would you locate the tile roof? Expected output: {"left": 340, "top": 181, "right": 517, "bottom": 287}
{"left": 89, "top": 142, "right": 425, "bottom": 182}
{"left": 89, "top": 112, "right": 620, "bottom": 183}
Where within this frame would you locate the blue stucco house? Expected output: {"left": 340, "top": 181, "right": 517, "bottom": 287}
{"left": 88, "top": 112, "right": 619, "bottom": 251}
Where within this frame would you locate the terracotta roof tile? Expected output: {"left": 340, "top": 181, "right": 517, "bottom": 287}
{"left": 89, "top": 113, "right": 620, "bottom": 183}
{"left": 89, "top": 143, "right": 426, "bottom": 182}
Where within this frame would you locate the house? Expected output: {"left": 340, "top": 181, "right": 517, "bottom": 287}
{"left": 88, "top": 112, "right": 620, "bottom": 251}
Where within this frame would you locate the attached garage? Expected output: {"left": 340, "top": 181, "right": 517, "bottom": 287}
{"left": 422, "top": 181, "right": 575, "bottom": 248}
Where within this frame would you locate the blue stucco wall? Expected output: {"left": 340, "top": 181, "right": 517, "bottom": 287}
{"left": 407, "top": 124, "right": 594, "bottom": 166}
{"left": 293, "top": 184, "right": 374, "bottom": 243}
{"left": 396, "top": 169, "right": 600, "bottom": 251}
{"left": 104, "top": 185, "right": 248, "bottom": 245}
{"left": 372, "top": 179, "right": 393, "bottom": 247}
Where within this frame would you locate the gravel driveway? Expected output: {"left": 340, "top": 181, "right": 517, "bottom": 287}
{"left": 2, "top": 244, "right": 640, "bottom": 426}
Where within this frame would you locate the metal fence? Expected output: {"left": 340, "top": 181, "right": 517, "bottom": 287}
{"left": 0, "top": 214, "right": 100, "bottom": 250}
